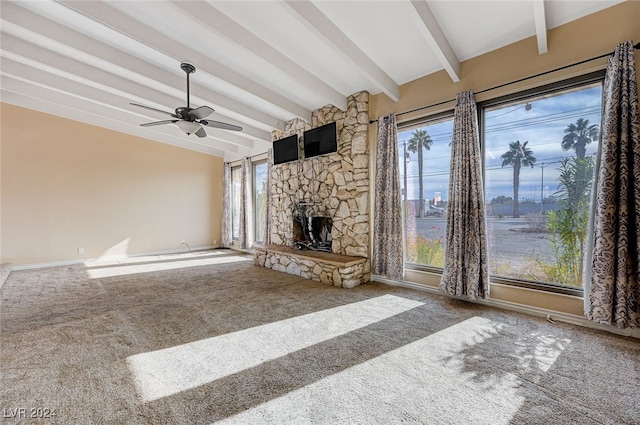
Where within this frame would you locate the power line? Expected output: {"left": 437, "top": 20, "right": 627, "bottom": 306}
{"left": 485, "top": 106, "right": 600, "bottom": 129}
{"left": 400, "top": 104, "right": 601, "bottom": 139}
{"left": 485, "top": 110, "right": 601, "bottom": 133}
{"left": 400, "top": 154, "right": 594, "bottom": 179}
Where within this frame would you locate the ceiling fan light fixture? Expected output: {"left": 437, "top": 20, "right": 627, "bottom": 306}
{"left": 176, "top": 120, "right": 201, "bottom": 135}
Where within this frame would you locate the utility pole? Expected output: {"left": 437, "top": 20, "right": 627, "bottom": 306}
{"left": 403, "top": 141, "right": 408, "bottom": 205}
{"left": 540, "top": 162, "right": 544, "bottom": 213}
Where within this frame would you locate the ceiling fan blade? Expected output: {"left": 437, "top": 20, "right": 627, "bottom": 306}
{"left": 194, "top": 127, "right": 207, "bottom": 138}
{"left": 140, "top": 120, "right": 178, "bottom": 127}
{"left": 200, "top": 119, "right": 243, "bottom": 132}
{"left": 189, "top": 105, "right": 214, "bottom": 120}
{"left": 130, "top": 102, "right": 178, "bottom": 118}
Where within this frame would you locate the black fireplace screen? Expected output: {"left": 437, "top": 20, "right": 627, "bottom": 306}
{"left": 293, "top": 203, "right": 332, "bottom": 252}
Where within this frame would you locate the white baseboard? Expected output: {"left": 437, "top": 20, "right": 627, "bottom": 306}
{"left": 12, "top": 246, "right": 215, "bottom": 271}
{"left": 373, "top": 275, "right": 640, "bottom": 339}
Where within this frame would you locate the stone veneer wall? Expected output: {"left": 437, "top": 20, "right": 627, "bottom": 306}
{"left": 267, "top": 91, "right": 371, "bottom": 284}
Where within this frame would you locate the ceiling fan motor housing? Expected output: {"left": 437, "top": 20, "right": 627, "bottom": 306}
{"left": 175, "top": 106, "right": 194, "bottom": 120}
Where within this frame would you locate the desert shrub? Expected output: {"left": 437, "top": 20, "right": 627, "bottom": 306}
{"left": 541, "top": 157, "right": 594, "bottom": 287}
{"left": 406, "top": 235, "right": 445, "bottom": 267}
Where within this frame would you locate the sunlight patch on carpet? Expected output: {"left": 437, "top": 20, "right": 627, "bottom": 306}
{"left": 514, "top": 332, "right": 570, "bottom": 374}
{"left": 85, "top": 254, "right": 251, "bottom": 278}
{"left": 127, "top": 294, "right": 424, "bottom": 402}
{"left": 215, "top": 316, "right": 568, "bottom": 424}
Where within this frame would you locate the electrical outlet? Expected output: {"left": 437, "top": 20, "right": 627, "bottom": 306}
{"left": 78, "top": 248, "right": 84, "bottom": 254}
{"left": 213, "top": 240, "right": 217, "bottom": 246}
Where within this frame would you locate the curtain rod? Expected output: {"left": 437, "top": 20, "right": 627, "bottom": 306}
{"left": 226, "top": 151, "right": 269, "bottom": 165}
{"left": 369, "top": 42, "right": 640, "bottom": 124}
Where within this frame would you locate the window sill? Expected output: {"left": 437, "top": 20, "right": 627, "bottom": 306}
{"left": 374, "top": 272, "right": 640, "bottom": 339}
{"left": 402, "top": 265, "right": 585, "bottom": 317}
{"left": 405, "top": 263, "right": 584, "bottom": 297}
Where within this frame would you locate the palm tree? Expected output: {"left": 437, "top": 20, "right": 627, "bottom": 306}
{"left": 561, "top": 118, "right": 599, "bottom": 158}
{"left": 406, "top": 129, "right": 433, "bottom": 217}
{"left": 501, "top": 140, "right": 536, "bottom": 218}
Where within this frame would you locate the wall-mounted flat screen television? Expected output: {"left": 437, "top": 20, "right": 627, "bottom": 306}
{"left": 272, "top": 134, "right": 299, "bottom": 165}
{"left": 303, "top": 121, "right": 337, "bottom": 159}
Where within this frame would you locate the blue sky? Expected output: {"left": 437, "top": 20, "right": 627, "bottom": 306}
{"left": 398, "top": 83, "right": 602, "bottom": 204}
{"left": 254, "top": 161, "right": 268, "bottom": 189}
{"left": 398, "top": 118, "right": 453, "bottom": 203}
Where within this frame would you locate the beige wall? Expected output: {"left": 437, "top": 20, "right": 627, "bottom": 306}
{"left": 1, "top": 104, "right": 223, "bottom": 266}
{"left": 371, "top": 1, "right": 640, "bottom": 317}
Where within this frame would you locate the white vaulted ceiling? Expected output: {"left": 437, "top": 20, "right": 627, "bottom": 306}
{"left": 0, "top": 0, "right": 624, "bottom": 161}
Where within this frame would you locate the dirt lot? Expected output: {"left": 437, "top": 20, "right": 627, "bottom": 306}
{"left": 415, "top": 217, "right": 555, "bottom": 266}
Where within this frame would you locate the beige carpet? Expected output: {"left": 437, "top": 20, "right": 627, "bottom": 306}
{"left": 1, "top": 250, "right": 638, "bottom": 424}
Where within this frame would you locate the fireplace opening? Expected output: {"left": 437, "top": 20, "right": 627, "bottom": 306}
{"left": 292, "top": 203, "right": 332, "bottom": 252}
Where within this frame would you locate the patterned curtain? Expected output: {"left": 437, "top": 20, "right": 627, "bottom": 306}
{"left": 238, "top": 157, "right": 253, "bottom": 250}
{"left": 221, "top": 162, "right": 232, "bottom": 247}
{"left": 440, "top": 90, "right": 489, "bottom": 300}
{"left": 373, "top": 113, "right": 404, "bottom": 280}
{"left": 585, "top": 41, "right": 640, "bottom": 329}
{"left": 265, "top": 149, "right": 273, "bottom": 245}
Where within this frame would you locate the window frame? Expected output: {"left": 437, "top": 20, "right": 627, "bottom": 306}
{"left": 478, "top": 70, "right": 605, "bottom": 297}
{"left": 252, "top": 159, "right": 268, "bottom": 244}
{"left": 230, "top": 165, "right": 242, "bottom": 241}
{"left": 400, "top": 70, "right": 605, "bottom": 297}
{"left": 398, "top": 111, "right": 455, "bottom": 273}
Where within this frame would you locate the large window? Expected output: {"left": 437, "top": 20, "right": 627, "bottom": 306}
{"left": 253, "top": 161, "right": 268, "bottom": 243}
{"left": 231, "top": 166, "right": 242, "bottom": 240}
{"left": 482, "top": 77, "right": 602, "bottom": 290}
{"left": 398, "top": 115, "right": 454, "bottom": 268}
{"left": 398, "top": 74, "right": 604, "bottom": 294}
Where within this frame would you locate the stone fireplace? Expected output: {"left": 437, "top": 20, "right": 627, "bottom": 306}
{"left": 254, "top": 91, "right": 371, "bottom": 288}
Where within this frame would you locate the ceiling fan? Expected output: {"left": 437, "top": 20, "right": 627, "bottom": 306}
{"left": 130, "top": 62, "right": 242, "bottom": 137}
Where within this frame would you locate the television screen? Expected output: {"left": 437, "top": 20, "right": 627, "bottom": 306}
{"left": 303, "top": 122, "right": 337, "bottom": 159}
{"left": 272, "top": 134, "right": 299, "bottom": 165}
